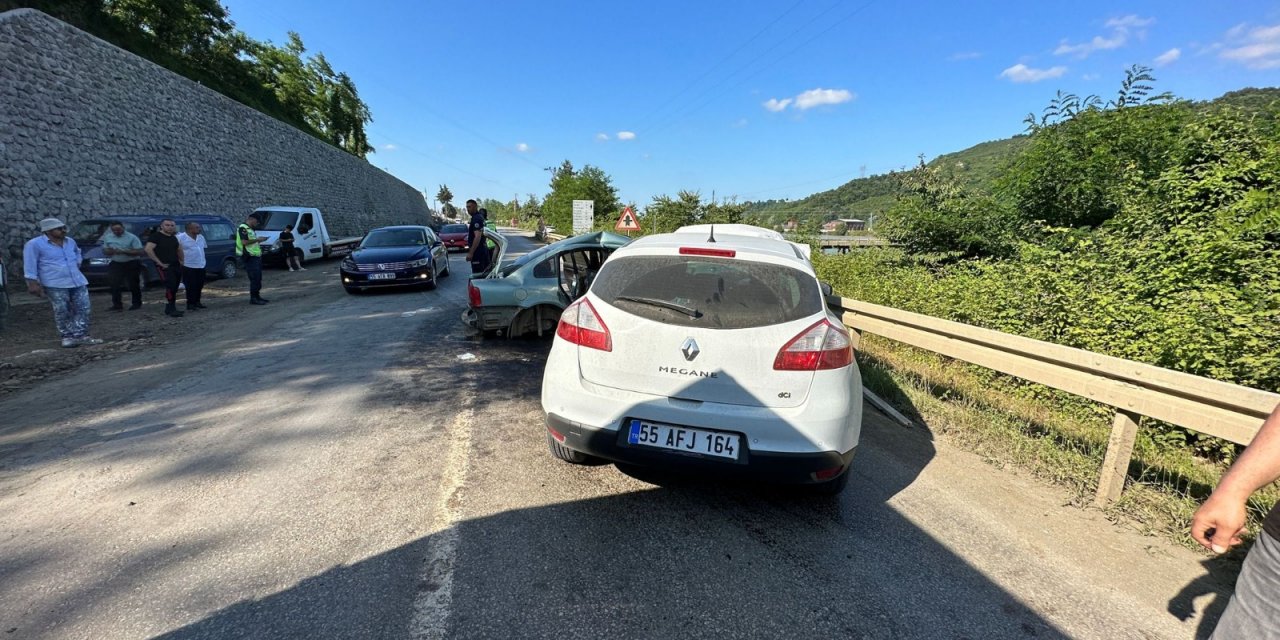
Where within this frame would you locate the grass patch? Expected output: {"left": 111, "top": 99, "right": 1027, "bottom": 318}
{"left": 859, "top": 334, "right": 1279, "bottom": 551}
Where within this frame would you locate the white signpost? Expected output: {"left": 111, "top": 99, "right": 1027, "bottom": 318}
{"left": 572, "top": 200, "right": 594, "bottom": 234}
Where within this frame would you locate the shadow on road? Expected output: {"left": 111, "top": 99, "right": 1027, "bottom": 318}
{"left": 144, "top": 330, "right": 1071, "bottom": 638}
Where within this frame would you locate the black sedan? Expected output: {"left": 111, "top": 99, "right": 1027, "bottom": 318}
{"left": 340, "top": 226, "right": 451, "bottom": 293}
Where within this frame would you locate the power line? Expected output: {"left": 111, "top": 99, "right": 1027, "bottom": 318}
{"left": 645, "top": 0, "right": 878, "bottom": 138}
{"left": 629, "top": 0, "right": 809, "bottom": 133}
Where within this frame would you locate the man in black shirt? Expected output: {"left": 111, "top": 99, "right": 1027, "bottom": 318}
{"left": 1192, "top": 402, "right": 1280, "bottom": 637}
{"left": 465, "top": 199, "right": 491, "bottom": 275}
{"left": 144, "top": 218, "right": 184, "bottom": 318}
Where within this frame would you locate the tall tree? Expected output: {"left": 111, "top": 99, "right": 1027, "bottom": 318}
{"left": 541, "top": 160, "right": 621, "bottom": 233}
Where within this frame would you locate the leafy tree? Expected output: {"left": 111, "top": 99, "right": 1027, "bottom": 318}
{"left": 435, "top": 184, "right": 458, "bottom": 219}
{"left": 879, "top": 161, "right": 1023, "bottom": 259}
{"left": 540, "top": 161, "right": 621, "bottom": 233}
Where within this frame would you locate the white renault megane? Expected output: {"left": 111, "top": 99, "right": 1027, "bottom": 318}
{"left": 540, "top": 224, "right": 862, "bottom": 494}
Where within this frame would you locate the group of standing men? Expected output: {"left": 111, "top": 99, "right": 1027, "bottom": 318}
{"left": 22, "top": 213, "right": 273, "bottom": 348}
{"left": 98, "top": 218, "right": 209, "bottom": 318}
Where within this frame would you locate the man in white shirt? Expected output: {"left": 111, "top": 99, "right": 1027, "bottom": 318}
{"left": 178, "top": 221, "right": 209, "bottom": 311}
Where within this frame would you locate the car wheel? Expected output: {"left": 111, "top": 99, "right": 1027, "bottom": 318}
{"left": 802, "top": 469, "right": 851, "bottom": 496}
{"left": 423, "top": 265, "right": 438, "bottom": 290}
{"left": 440, "top": 255, "right": 450, "bottom": 278}
{"left": 547, "top": 432, "right": 600, "bottom": 465}
{"left": 219, "top": 258, "right": 237, "bottom": 280}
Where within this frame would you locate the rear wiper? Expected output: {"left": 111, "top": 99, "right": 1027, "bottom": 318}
{"left": 615, "top": 295, "right": 702, "bottom": 318}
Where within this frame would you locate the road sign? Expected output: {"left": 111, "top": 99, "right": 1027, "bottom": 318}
{"left": 615, "top": 206, "right": 642, "bottom": 232}
{"left": 572, "top": 200, "right": 594, "bottom": 234}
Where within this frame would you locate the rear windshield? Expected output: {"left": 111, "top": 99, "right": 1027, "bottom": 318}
{"left": 591, "top": 255, "right": 823, "bottom": 329}
{"left": 442, "top": 224, "right": 468, "bottom": 234}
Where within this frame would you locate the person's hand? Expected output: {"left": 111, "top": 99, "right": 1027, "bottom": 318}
{"left": 1191, "top": 491, "right": 1249, "bottom": 553}
{"left": 27, "top": 281, "right": 43, "bottom": 297}
{"left": 104, "top": 247, "right": 115, "bottom": 256}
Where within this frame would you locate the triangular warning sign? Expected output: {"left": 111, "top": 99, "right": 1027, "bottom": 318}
{"left": 615, "top": 206, "right": 642, "bottom": 232}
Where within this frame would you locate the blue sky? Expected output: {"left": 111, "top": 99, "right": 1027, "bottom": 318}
{"left": 222, "top": 0, "right": 1280, "bottom": 210}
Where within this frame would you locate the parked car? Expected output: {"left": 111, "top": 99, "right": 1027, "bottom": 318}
{"left": 439, "top": 223, "right": 470, "bottom": 252}
{"left": 463, "top": 230, "right": 632, "bottom": 337}
{"left": 72, "top": 214, "right": 239, "bottom": 288}
{"left": 252, "top": 206, "right": 363, "bottom": 267}
{"left": 339, "top": 225, "right": 450, "bottom": 293}
{"left": 539, "top": 224, "right": 861, "bottom": 494}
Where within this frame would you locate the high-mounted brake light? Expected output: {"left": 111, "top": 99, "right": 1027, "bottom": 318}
{"left": 468, "top": 281, "right": 481, "bottom": 307}
{"left": 773, "top": 319, "right": 854, "bottom": 371}
{"left": 556, "top": 298, "right": 612, "bottom": 352}
{"left": 679, "top": 247, "right": 736, "bottom": 258}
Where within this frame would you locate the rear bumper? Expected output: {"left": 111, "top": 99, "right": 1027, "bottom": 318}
{"left": 547, "top": 412, "right": 855, "bottom": 484}
{"left": 462, "top": 305, "right": 518, "bottom": 331}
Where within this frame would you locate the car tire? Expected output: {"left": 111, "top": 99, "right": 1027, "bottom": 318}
{"left": 440, "top": 255, "right": 450, "bottom": 278}
{"left": 219, "top": 258, "right": 237, "bottom": 280}
{"left": 802, "top": 469, "right": 851, "bottom": 496}
{"left": 547, "top": 432, "right": 599, "bottom": 465}
{"left": 423, "top": 266, "right": 438, "bottom": 290}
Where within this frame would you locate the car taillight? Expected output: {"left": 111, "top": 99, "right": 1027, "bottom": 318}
{"left": 556, "top": 298, "right": 612, "bottom": 352}
{"left": 468, "top": 281, "right": 481, "bottom": 307}
{"left": 773, "top": 319, "right": 853, "bottom": 371}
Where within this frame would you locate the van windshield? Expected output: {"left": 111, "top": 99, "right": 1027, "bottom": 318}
{"left": 255, "top": 210, "right": 300, "bottom": 231}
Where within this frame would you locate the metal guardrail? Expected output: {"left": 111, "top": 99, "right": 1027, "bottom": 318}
{"left": 830, "top": 297, "right": 1280, "bottom": 505}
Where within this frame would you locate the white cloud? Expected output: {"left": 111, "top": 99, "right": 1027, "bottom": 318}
{"left": 515, "top": 142, "right": 531, "bottom": 152}
{"left": 949, "top": 51, "right": 982, "bottom": 61}
{"left": 794, "top": 88, "right": 855, "bottom": 110}
{"left": 732, "top": 118, "right": 749, "bottom": 128}
{"left": 1218, "top": 23, "right": 1280, "bottom": 69}
{"left": 763, "top": 97, "right": 792, "bottom": 112}
{"left": 595, "top": 133, "right": 609, "bottom": 141}
{"left": 1055, "top": 15, "right": 1152, "bottom": 58}
{"left": 1154, "top": 48, "right": 1181, "bottom": 66}
{"left": 381, "top": 143, "right": 398, "bottom": 151}
{"left": 1000, "top": 63, "right": 1068, "bottom": 83}
{"left": 1105, "top": 15, "right": 1154, "bottom": 30}
{"left": 762, "top": 88, "right": 855, "bottom": 113}
{"left": 616, "top": 131, "right": 636, "bottom": 141}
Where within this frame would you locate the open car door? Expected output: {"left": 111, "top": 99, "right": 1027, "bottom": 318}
{"left": 480, "top": 228, "right": 509, "bottom": 279}
{"left": 556, "top": 248, "right": 609, "bottom": 304}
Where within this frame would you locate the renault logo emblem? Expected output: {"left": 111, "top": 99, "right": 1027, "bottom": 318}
{"left": 681, "top": 338, "right": 700, "bottom": 362}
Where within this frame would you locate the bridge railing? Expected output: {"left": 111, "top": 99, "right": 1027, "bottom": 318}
{"left": 829, "top": 297, "right": 1280, "bottom": 505}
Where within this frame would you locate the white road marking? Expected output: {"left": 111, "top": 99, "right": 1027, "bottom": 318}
{"left": 409, "top": 409, "right": 473, "bottom": 639}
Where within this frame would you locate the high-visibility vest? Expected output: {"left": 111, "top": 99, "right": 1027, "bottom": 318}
{"left": 236, "top": 223, "right": 262, "bottom": 257}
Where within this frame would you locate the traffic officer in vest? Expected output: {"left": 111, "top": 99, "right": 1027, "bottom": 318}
{"left": 236, "top": 214, "right": 269, "bottom": 305}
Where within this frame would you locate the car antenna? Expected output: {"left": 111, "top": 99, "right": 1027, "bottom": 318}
{"left": 707, "top": 225, "right": 717, "bottom": 243}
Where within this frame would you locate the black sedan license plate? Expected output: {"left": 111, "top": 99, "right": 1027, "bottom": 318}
{"left": 627, "top": 420, "right": 740, "bottom": 460}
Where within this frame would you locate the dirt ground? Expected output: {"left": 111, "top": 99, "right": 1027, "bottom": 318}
{"left": 0, "top": 261, "right": 347, "bottom": 396}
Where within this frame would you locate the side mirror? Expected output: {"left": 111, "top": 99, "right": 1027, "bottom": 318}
{"left": 820, "top": 281, "right": 834, "bottom": 297}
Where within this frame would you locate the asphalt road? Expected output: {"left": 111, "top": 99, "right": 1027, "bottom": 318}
{"left": 0, "top": 232, "right": 1226, "bottom": 639}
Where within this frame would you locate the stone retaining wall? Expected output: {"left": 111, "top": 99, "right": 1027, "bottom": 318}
{"left": 0, "top": 9, "right": 428, "bottom": 279}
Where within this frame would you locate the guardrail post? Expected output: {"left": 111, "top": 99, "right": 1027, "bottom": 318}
{"left": 1094, "top": 409, "right": 1140, "bottom": 506}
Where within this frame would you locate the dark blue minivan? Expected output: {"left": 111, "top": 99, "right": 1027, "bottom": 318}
{"left": 72, "top": 215, "right": 240, "bottom": 288}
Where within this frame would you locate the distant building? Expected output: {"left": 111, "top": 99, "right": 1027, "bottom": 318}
{"left": 821, "top": 218, "right": 866, "bottom": 234}
{"left": 782, "top": 218, "right": 799, "bottom": 232}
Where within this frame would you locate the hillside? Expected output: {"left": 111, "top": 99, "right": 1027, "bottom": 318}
{"left": 745, "top": 135, "right": 1028, "bottom": 229}
{"left": 746, "top": 86, "right": 1280, "bottom": 231}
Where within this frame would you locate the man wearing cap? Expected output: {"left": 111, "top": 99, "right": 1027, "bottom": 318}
{"left": 23, "top": 218, "right": 103, "bottom": 348}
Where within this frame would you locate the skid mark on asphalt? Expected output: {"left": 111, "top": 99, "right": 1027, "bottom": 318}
{"left": 409, "top": 407, "right": 474, "bottom": 640}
